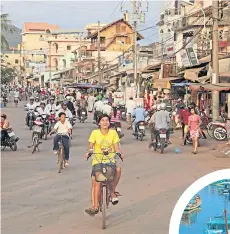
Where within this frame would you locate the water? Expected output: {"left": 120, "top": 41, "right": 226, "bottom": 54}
{"left": 179, "top": 181, "right": 230, "bottom": 234}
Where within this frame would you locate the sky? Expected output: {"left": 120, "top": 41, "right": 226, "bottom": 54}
{"left": 1, "top": 1, "right": 166, "bottom": 45}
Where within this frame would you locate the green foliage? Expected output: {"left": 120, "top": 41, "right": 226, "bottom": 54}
{"left": 1, "top": 66, "right": 16, "bottom": 84}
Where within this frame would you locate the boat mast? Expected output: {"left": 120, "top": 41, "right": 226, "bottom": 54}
{"left": 224, "top": 209, "right": 229, "bottom": 233}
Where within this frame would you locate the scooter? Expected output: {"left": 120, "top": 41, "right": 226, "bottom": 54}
{"left": 110, "top": 121, "right": 124, "bottom": 139}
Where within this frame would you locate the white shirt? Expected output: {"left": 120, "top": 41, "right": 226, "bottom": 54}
{"left": 34, "top": 101, "right": 40, "bottom": 107}
{"left": 102, "top": 104, "right": 113, "bottom": 115}
{"left": 37, "top": 107, "right": 49, "bottom": 116}
{"left": 56, "top": 108, "right": 73, "bottom": 119}
{"left": 14, "top": 91, "right": 20, "bottom": 98}
{"left": 76, "top": 92, "right": 81, "bottom": 100}
{"left": 45, "top": 104, "right": 56, "bottom": 114}
{"left": 126, "top": 100, "right": 136, "bottom": 114}
{"left": 94, "top": 100, "right": 104, "bottom": 112}
{"left": 26, "top": 103, "right": 37, "bottom": 110}
{"left": 54, "top": 120, "right": 72, "bottom": 134}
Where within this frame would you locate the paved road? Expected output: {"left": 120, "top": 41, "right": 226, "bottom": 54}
{"left": 2, "top": 102, "right": 229, "bottom": 234}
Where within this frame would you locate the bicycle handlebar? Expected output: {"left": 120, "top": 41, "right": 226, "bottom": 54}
{"left": 86, "top": 151, "right": 123, "bottom": 162}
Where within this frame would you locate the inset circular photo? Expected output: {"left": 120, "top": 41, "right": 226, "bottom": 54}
{"left": 169, "top": 170, "right": 230, "bottom": 234}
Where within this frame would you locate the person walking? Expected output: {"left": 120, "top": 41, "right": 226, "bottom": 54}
{"left": 87, "top": 93, "right": 95, "bottom": 113}
{"left": 188, "top": 107, "right": 202, "bottom": 154}
{"left": 126, "top": 97, "right": 136, "bottom": 130}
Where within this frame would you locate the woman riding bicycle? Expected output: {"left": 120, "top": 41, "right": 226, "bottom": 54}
{"left": 84, "top": 114, "right": 124, "bottom": 216}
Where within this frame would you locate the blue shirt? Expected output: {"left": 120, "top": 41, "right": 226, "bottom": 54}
{"left": 132, "top": 108, "right": 147, "bottom": 122}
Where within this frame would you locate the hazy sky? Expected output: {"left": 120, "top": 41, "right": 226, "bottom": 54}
{"left": 2, "top": 1, "right": 165, "bottom": 44}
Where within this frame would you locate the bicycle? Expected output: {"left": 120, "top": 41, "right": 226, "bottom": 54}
{"left": 86, "top": 151, "right": 123, "bottom": 229}
{"left": 56, "top": 133, "right": 70, "bottom": 173}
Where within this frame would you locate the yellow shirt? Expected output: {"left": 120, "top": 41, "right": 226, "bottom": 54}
{"left": 89, "top": 129, "right": 120, "bottom": 166}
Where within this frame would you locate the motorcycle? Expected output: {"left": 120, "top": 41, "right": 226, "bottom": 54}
{"left": 110, "top": 122, "right": 124, "bottom": 139}
{"left": 134, "top": 121, "right": 146, "bottom": 141}
{"left": 213, "top": 124, "right": 227, "bottom": 141}
{"left": 118, "top": 104, "right": 126, "bottom": 121}
{"left": 40, "top": 114, "right": 49, "bottom": 140}
{"left": 78, "top": 110, "right": 87, "bottom": 123}
{"left": 1, "top": 128, "right": 19, "bottom": 151}
{"left": 153, "top": 128, "right": 168, "bottom": 154}
{"left": 27, "top": 109, "right": 36, "bottom": 130}
{"left": 48, "top": 111, "right": 56, "bottom": 132}
{"left": 14, "top": 97, "right": 19, "bottom": 107}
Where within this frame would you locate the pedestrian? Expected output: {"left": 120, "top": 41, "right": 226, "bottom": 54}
{"left": 87, "top": 93, "right": 95, "bottom": 113}
{"left": 126, "top": 97, "right": 136, "bottom": 130}
{"left": 188, "top": 107, "right": 202, "bottom": 154}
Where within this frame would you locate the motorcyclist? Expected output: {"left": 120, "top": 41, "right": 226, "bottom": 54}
{"left": 77, "top": 99, "right": 88, "bottom": 119}
{"left": 1, "top": 114, "right": 10, "bottom": 142}
{"left": 14, "top": 89, "right": 20, "bottom": 102}
{"left": 66, "top": 96, "right": 76, "bottom": 116}
{"left": 37, "top": 102, "right": 49, "bottom": 116}
{"left": 93, "top": 98, "right": 104, "bottom": 124}
{"left": 150, "top": 103, "right": 171, "bottom": 145}
{"left": 56, "top": 102, "right": 73, "bottom": 120}
{"left": 45, "top": 97, "right": 56, "bottom": 114}
{"left": 56, "top": 99, "right": 64, "bottom": 111}
{"left": 101, "top": 100, "right": 113, "bottom": 116}
{"left": 132, "top": 103, "right": 147, "bottom": 136}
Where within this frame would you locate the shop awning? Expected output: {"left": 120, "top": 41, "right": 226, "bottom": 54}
{"left": 153, "top": 77, "right": 181, "bottom": 89}
{"left": 53, "top": 68, "right": 74, "bottom": 76}
{"left": 189, "top": 83, "right": 230, "bottom": 91}
{"left": 184, "top": 67, "right": 206, "bottom": 81}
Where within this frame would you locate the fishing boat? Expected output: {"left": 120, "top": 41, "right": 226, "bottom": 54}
{"left": 184, "top": 195, "right": 201, "bottom": 212}
{"left": 204, "top": 211, "right": 230, "bottom": 234}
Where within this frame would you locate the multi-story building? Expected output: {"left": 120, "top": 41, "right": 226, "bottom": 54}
{"left": 87, "top": 18, "right": 143, "bottom": 52}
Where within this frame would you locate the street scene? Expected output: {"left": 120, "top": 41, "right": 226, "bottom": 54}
{"left": 1, "top": 0, "right": 230, "bottom": 234}
{"left": 180, "top": 180, "right": 230, "bottom": 234}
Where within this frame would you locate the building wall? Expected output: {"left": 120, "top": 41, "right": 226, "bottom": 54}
{"left": 97, "top": 21, "right": 135, "bottom": 52}
{"left": 1, "top": 53, "right": 21, "bottom": 72}
{"left": 22, "top": 33, "right": 48, "bottom": 51}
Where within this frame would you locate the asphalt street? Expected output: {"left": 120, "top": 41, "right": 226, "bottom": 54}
{"left": 2, "top": 102, "right": 229, "bottom": 234}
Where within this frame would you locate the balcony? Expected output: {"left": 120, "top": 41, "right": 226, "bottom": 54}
{"left": 89, "top": 44, "right": 106, "bottom": 51}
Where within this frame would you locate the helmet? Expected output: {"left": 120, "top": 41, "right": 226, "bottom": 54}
{"left": 50, "top": 96, "right": 55, "bottom": 100}
{"left": 40, "top": 101, "right": 46, "bottom": 106}
{"left": 66, "top": 96, "right": 71, "bottom": 100}
{"left": 62, "top": 101, "right": 68, "bottom": 106}
{"left": 29, "top": 97, "right": 34, "bottom": 100}
{"left": 103, "top": 100, "right": 108, "bottom": 104}
{"left": 160, "top": 103, "right": 166, "bottom": 110}
{"left": 137, "top": 102, "right": 143, "bottom": 108}
{"left": 35, "top": 97, "right": 39, "bottom": 100}
{"left": 157, "top": 104, "right": 161, "bottom": 111}
{"left": 112, "top": 103, "right": 117, "bottom": 107}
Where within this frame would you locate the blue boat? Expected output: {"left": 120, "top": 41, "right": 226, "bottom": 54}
{"left": 204, "top": 214, "right": 230, "bottom": 234}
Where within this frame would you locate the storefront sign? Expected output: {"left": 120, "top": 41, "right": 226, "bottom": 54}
{"left": 114, "top": 92, "right": 125, "bottom": 105}
{"left": 186, "top": 47, "right": 198, "bottom": 66}
{"left": 180, "top": 49, "right": 191, "bottom": 67}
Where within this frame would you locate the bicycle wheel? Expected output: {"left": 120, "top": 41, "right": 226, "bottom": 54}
{"left": 58, "top": 147, "right": 64, "bottom": 173}
{"left": 101, "top": 186, "right": 106, "bottom": 229}
{"left": 32, "top": 135, "right": 38, "bottom": 154}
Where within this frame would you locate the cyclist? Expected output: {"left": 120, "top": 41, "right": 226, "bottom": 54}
{"left": 84, "top": 114, "right": 124, "bottom": 216}
{"left": 48, "top": 112, "right": 72, "bottom": 167}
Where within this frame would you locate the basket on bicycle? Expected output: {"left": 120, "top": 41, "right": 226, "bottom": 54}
{"left": 93, "top": 162, "right": 116, "bottom": 183}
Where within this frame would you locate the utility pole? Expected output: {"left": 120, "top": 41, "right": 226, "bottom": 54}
{"left": 133, "top": 0, "right": 138, "bottom": 95}
{"left": 121, "top": 1, "right": 148, "bottom": 98}
{"left": 224, "top": 210, "right": 229, "bottom": 234}
{"left": 211, "top": 0, "right": 219, "bottom": 121}
{"left": 97, "top": 21, "right": 102, "bottom": 84}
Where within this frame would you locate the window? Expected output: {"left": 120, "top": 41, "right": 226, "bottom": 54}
{"left": 116, "top": 25, "right": 121, "bottom": 33}
{"left": 15, "top": 59, "right": 19, "bottom": 64}
{"left": 100, "top": 37, "right": 105, "bottom": 44}
{"left": 122, "top": 26, "right": 126, "bottom": 32}
{"left": 40, "top": 35, "right": 43, "bottom": 38}
{"left": 67, "top": 45, "right": 71, "bottom": 50}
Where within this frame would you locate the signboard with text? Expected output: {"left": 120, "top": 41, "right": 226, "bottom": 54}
{"left": 180, "top": 49, "right": 191, "bottom": 67}
{"left": 186, "top": 47, "right": 198, "bottom": 66}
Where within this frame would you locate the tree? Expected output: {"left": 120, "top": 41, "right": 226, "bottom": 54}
{"left": 1, "top": 66, "right": 16, "bottom": 84}
{"left": 1, "top": 13, "right": 13, "bottom": 49}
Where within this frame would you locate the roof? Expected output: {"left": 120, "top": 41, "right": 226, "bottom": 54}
{"left": 87, "top": 18, "right": 144, "bottom": 40}
{"left": 23, "top": 22, "right": 60, "bottom": 33}
{"left": 47, "top": 29, "right": 86, "bottom": 34}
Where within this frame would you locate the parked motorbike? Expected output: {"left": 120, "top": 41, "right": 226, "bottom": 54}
{"left": 134, "top": 121, "right": 146, "bottom": 141}
{"left": 1, "top": 128, "right": 19, "bottom": 151}
{"left": 110, "top": 121, "right": 124, "bottom": 139}
{"left": 213, "top": 125, "right": 227, "bottom": 141}
{"left": 40, "top": 114, "right": 49, "bottom": 140}
{"left": 78, "top": 110, "right": 87, "bottom": 123}
{"left": 153, "top": 128, "right": 168, "bottom": 154}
